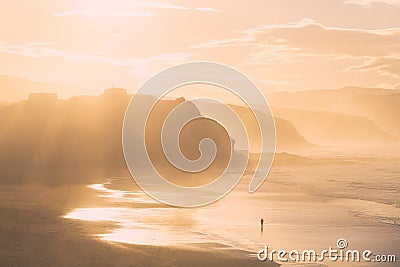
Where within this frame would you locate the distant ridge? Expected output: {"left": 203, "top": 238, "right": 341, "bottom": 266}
{"left": 267, "top": 86, "right": 400, "bottom": 140}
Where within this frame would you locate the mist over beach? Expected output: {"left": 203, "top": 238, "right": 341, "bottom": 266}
{"left": 1, "top": 0, "right": 400, "bottom": 266}
{"left": 0, "top": 86, "right": 399, "bottom": 266}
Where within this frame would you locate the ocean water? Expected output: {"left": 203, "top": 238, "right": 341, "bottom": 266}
{"left": 64, "top": 157, "right": 400, "bottom": 266}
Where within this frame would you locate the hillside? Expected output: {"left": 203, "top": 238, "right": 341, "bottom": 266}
{"left": 273, "top": 107, "right": 398, "bottom": 146}
{"left": 267, "top": 86, "right": 400, "bottom": 140}
{"left": 337, "top": 93, "right": 400, "bottom": 138}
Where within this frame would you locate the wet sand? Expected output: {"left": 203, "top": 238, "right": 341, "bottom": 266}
{"left": 0, "top": 184, "right": 277, "bottom": 267}
{"left": 63, "top": 155, "right": 399, "bottom": 267}
{"left": 1, "top": 154, "right": 399, "bottom": 266}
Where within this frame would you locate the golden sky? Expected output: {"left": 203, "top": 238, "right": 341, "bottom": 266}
{"left": 0, "top": 0, "right": 400, "bottom": 100}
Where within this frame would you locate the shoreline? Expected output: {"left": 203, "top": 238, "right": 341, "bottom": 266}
{"left": 0, "top": 183, "right": 278, "bottom": 267}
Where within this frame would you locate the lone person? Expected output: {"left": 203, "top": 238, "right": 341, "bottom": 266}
{"left": 260, "top": 218, "right": 264, "bottom": 231}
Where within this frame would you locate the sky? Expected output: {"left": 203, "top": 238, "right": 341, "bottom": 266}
{"left": 0, "top": 0, "right": 400, "bottom": 100}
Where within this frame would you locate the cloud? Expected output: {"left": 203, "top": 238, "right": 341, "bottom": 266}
{"left": 194, "top": 7, "right": 220, "bottom": 12}
{"left": 53, "top": 10, "right": 154, "bottom": 17}
{"left": 128, "top": 1, "right": 220, "bottom": 12}
{"left": 190, "top": 18, "right": 400, "bottom": 90}
{"left": 346, "top": 57, "right": 400, "bottom": 78}
{"left": 0, "top": 42, "right": 192, "bottom": 78}
{"left": 0, "top": 42, "right": 60, "bottom": 58}
{"left": 191, "top": 37, "right": 256, "bottom": 48}
{"left": 344, "top": 0, "right": 400, "bottom": 7}
{"left": 52, "top": 1, "right": 219, "bottom": 17}
{"left": 129, "top": 1, "right": 189, "bottom": 10}
{"left": 192, "top": 18, "right": 315, "bottom": 48}
{"left": 193, "top": 18, "right": 400, "bottom": 57}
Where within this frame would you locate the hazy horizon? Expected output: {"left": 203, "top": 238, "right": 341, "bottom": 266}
{"left": 1, "top": 1, "right": 399, "bottom": 266}
{"left": 1, "top": 77, "right": 399, "bottom": 103}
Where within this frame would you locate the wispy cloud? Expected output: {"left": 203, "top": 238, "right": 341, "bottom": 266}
{"left": 129, "top": 1, "right": 189, "bottom": 10}
{"left": 190, "top": 18, "right": 400, "bottom": 89}
{"left": 194, "top": 7, "right": 220, "bottom": 12}
{"left": 346, "top": 57, "right": 400, "bottom": 78}
{"left": 344, "top": 0, "right": 400, "bottom": 7}
{"left": 128, "top": 1, "right": 219, "bottom": 12}
{"left": 192, "top": 18, "right": 316, "bottom": 48}
{"left": 52, "top": 1, "right": 219, "bottom": 17}
{"left": 0, "top": 41, "right": 192, "bottom": 78}
{"left": 0, "top": 42, "right": 60, "bottom": 58}
{"left": 193, "top": 18, "right": 400, "bottom": 57}
{"left": 53, "top": 10, "right": 154, "bottom": 17}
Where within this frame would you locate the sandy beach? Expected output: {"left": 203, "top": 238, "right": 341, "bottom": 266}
{"left": 0, "top": 183, "right": 278, "bottom": 267}
{"left": 1, "top": 1, "right": 400, "bottom": 266}
{"left": 2, "top": 152, "right": 398, "bottom": 266}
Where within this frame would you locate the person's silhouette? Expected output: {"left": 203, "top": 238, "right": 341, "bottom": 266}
{"left": 260, "top": 218, "right": 264, "bottom": 233}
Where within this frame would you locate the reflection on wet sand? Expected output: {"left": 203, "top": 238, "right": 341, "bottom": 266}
{"left": 65, "top": 182, "right": 210, "bottom": 246}
{"left": 87, "top": 183, "right": 150, "bottom": 203}
{"left": 64, "top": 157, "right": 400, "bottom": 266}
